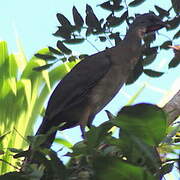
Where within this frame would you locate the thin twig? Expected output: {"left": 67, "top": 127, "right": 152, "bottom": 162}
{"left": 85, "top": 38, "right": 100, "bottom": 52}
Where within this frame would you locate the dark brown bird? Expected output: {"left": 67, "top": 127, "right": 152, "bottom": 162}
{"left": 35, "top": 13, "right": 168, "bottom": 149}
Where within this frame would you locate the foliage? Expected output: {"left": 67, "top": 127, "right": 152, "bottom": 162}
{"left": 0, "top": 0, "right": 179, "bottom": 179}
{"left": 35, "top": 0, "right": 179, "bottom": 85}
{"left": 1, "top": 103, "right": 179, "bottom": 180}
{"left": 0, "top": 41, "right": 78, "bottom": 175}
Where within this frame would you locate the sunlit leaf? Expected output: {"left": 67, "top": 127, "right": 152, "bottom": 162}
{"left": 54, "top": 138, "right": 73, "bottom": 148}
{"left": 113, "top": 103, "right": 167, "bottom": 146}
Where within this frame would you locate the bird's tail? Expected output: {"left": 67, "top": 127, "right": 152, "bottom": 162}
{"left": 35, "top": 116, "right": 57, "bottom": 149}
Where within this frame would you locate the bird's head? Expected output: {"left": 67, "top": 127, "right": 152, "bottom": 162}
{"left": 130, "top": 13, "right": 169, "bottom": 37}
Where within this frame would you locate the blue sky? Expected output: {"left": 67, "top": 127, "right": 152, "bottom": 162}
{"left": 0, "top": 0, "right": 179, "bottom": 178}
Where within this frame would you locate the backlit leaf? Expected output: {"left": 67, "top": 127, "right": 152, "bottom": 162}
{"left": 143, "top": 69, "right": 164, "bottom": 77}
{"left": 57, "top": 41, "right": 72, "bottom": 55}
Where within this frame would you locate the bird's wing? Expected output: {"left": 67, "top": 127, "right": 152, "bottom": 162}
{"left": 46, "top": 51, "right": 111, "bottom": 120}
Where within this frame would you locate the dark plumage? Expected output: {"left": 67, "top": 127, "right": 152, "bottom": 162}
{"left": 35, "top": 13, "right": 168, "bottom": 149}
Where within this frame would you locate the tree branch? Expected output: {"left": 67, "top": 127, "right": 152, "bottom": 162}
{"left": 163, "top": 90, "right": 180, "bottom": 125}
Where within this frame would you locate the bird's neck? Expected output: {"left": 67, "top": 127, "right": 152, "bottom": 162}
{"left": 123, "top": 27, "right": 144, "bottom": 45}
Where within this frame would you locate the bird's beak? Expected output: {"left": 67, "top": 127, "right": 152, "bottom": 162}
{"left": 146, "top": 20, "right": 170, "bottom": 33}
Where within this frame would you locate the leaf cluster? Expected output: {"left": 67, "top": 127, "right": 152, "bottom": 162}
{"left": 1, "top": 103, "right": 179, "bottom": 180}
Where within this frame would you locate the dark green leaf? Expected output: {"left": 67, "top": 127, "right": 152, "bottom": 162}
{"left": 128, "top": 0, "right": 146, "bottom": 7}
{"left": 86, "top": 4, "right": 102, "bottom": 31}
{"left": 53, "top": 26, "right": 76, "bottom": 39}
{"left": 48, "top": 150, "right": 67, "bottom": 179}
{"left": 99, "top": 36, "right": 106, "bottom": 42}
{"left": 109, "top": 32, "right": 122, "bottom": 45}
{"left": 86, "top": 122, "right": 113, "bottom": 151}
{"left": 48, "top": 46, "right": 63, "bottom": 55}
{"left": 68, "top": 56, "right": 77, "bottom": 62}
{"left": 93, "top": 156, "right": 155, "bottom": 180}
{"left": 79, "top": 54, "right": 89, "bottom": 59}
{"left": 173, "top": 30, "right": 180, "bottom": 39}
{"left": 171, "top": 0, "right": 180, "bottom": 14}
{"left": 99, "top": 1, "right": 123, "bottom": 12}
{"left": 160, "top": 41, "right": 172, "bottom": 49}
{"left": 142, "top": 54, "right": 157, "bottom": 66}
{"left": 143, "top": 69, "right": 164, "bottom": 77}
{"left": 56, "top": 13, "right": 71, "bottom": 26}
{"left": 143, "top": 33, "right": 156, "bottom": 44}
{"left": 33, "top": 64, "right": 53, "bottom": 71}
{"left": 167, "top": 16, "right": 180, "bottom": 30}
{"left": 126, "top": 60, "right": 143, "bottom": 84}
{"left": 119, "top": 10, "right": 128, "bottom": 24}
{"left": 57, "top": 41, "right": 72, "bottom": 55}
{"left": 34, "top": 53, "right": 56, "bottom": 61}
{"left": 0, "top": 172, "right": 28, "bottom": 180}
{"left": 63, "top": 38, "right": 84, "bottom": 44}
{"left": 154, "top": 6, "right": 169, "bottom": 18}
{"left": 8, "top": 148, "right": 23, "bottom": 153}
{"left": 72, "top": 6, "right": 84, "bottom": 28}
{"left": 142, "top": 46, "right": 158, "bottom": 56}
{"left": 159, "top": 163, "right": 174, "bottom": 179}
{"left": 168, "top": 57, "right": 180, "bottom": 68}
{"left": 106, "top": 14, "right": 122, "bottom": 27}
{"left": 114, "top": 103, "right": 167, "bottom": 146}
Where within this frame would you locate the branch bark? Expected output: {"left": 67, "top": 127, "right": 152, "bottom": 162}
{"left": 163, "top": 90, "right": 180, "bottom": 125}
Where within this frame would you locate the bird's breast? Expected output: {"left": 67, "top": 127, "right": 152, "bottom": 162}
{"left": 88, "top": 64, "right": 129, "bottom": 114}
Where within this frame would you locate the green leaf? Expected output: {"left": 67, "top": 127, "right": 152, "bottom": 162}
{"left": 48, "top": 46, "right": 63, "bottom": 55}
{"left": 68, "top": 56, "right": 77, "bottom": 62}
{"left": 56, "top": 13, "right": 71, "bottom": 26}
{"left": 160, "top": 41, "right": 172, "bottom": 49}
{"left": 86, "top": 4, "right": 102, "bottom": 31}
{"left": 173, "top": 30, "right": 180, "bottom": 39}
{"left": 119, "top": 10, "right": 128, "bottom": 24}
{"left": 167, "top": 16, "right": 180, "bottom": 30}
{"left": 63, "top": 38, "right": 85, "bottom": 44}
{"left": 72, "top": 6, "right": 84, "bottom": 28}
{"left": 128, "top": 0, "right": 146, "bottom": 7}
{"left": 54, "top": 138, "right": 73, "bottom": 148}
{"left": 33, "top": 63, "right": 53, "bottom": 71}
{"left": 113, "top": 103, "right": 167, "bottom": 146}
{"left": 143, "top": 33, "right": 156, "bottom": 44}
{"left": 8, "top": 148, "right": 23, "bottom": 153}
{"left": 171, "top": 0, "right": 180, "bottom": 14}
{"left": 142, "top": 46, "right": 158, "bottom": 56}
{"left": 143, "top": 69, "right": 164, "bottom": 77}
{"left": 142, "top": 54, "right": 157, "bottom": 66}
{"left": 99, "top": 36, "right": 106, "bottom": 42}
{"left": 93, "top": 156, "right": 155, "bottom": 180}
{"left": 168, "top": 57, "right": 180, "bottom": 68}
{"left": 34, "top": 53, "right": 56, "bottom": 61}
{"left": 86, "top": 122, "right": 113, "bottom": 151}
{"left": 99, "top": 1, "right": 124, "bottom": 12}
{"left": 57, "top": 41, "right": 72, "bottom": 55}
{"left": 53, "top": 26, "right": 72, "bottom": 39}
{"left": 154, "top": 5, "right": 169, "bottom": 18}
{"left": 159, "top": 163, "right": 174, "bottom": 179}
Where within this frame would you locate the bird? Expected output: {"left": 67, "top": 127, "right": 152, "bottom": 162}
{"left": 34, "top": 13, "right": 168, "bottom": 149}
